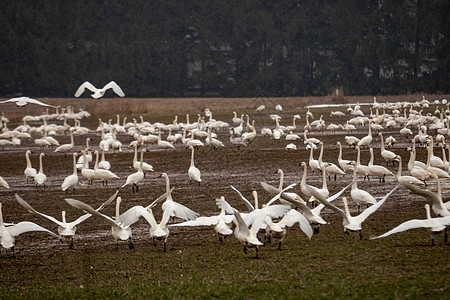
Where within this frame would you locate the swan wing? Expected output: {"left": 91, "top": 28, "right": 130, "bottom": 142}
{"left": 117, "top": 206, "right": 154, "bottom": 227}
{"left": 401, "top": 182, "right": 440, "bottom": 206}
{"left": 260, "top": 182, "right": 280, "bottom": 194}
{"left": 163, "top": 200, "right": 198, "bottom": 221}
{"left": 278, "top": 209, "right": 313, "bottom": 239}
{"left": 75, "top": 81, "right": 97, "bottom": 97}
{"left": 103, "top": 81, "right": 125, "bottom": 97}
{"left": 371, "top": 219, "right": 434, "bottom": 239}
{"left": 169, "top": 216, "right": 220, "bottom": 227}
{"left": 215, "top": 197, "right": 238, "bottom": 215}
{"left": 356, "top": 185, "right": 399, "bottom": 223}
{"left": 265, "top": 183, "right": 297, "bottom": 207}
{"left": 145, "top": 187, "right": 175, "bottom": 209}
{"left": 230, "top": 185, "right": 254, "bottom": 211}
{"left": 15, "top": 194, "right": 62, "bottom": 226}
{"left": 304, "top": 183, "right": 347, "bottom": 219}
{"left": 7, "top": 221, "right": 59, "bottom": 239}
{"left": 71, "top": 189, "right": 119, "bottom": 225}
{"left": 64, "top": 198, "right": 116, "bottom": 225}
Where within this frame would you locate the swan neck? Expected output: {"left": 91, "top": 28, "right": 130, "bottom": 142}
{"left": 0, "top": 203, "right": 3, "bottom": 225}
{"left": 94, "top": 151, "right": 99, "bottom": 170}
{"left": 115, "top": 198, "right": 121, "bottom": 218}
{"left": 62, "top": 211, "right": 67, "bottom": 223}
{"left": 253, "top": 192, "right": 258, "bottom": 210}
{"left": 164, "top": 175, "right": 170, "bottom": 193}
{"left": 342, "top": 197, "right": 351, "bottom": 217}
{"left": 301, "top": 164, "right": 307, "bottom": 184}
{"left": 25, "top": 151, "right": 32, "bottom": 167}
{"left": 139, "top": 150, "right": 144, "bottom": 171}
{"left": 425, "top": 205, "right": 432, "bottom": 220}
{"left": 278, "top": 170, "right": 284, "bottom": 190}
{"left": 72, "top": 153, "right": 77, "bottom": 174}
{"left": 38, "top": 154, "right": 44, "bottom": 173}
{"left": 397, "top": 156, "right": 402, "bottom": 178}
{"left": 369, "top": 148, "right": 374, "bottom": 166}
{"left": 133, "top": 145, "right": 138, "bottom": 163}
{"left": 338, "top": 143, "right": 342, "bottom": 160}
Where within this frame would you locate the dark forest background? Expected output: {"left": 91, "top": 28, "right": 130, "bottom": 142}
{"left": 0, "top": 0, "right": 448, "bottom": 98}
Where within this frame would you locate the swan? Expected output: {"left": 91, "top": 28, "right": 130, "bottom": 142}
{"left": 357, "top": 121, "right": 372, "bottom": 148}
{"left": 24, "top": 150, "right": 37, "bottom": 182}
{"left": 34, "top": 153, "right": 47, "bottom": 187}
{"left": 0, "top": 175, "right": 9, "bottom": 189}
{"left": 337, "top": 141, "right": 355, "bottom": 174}
{"left": 74, "top": 81, "right": 125, "bottom": 98}
{"left": 54, "top": 130, "right": 74, "bottom": 156}
{"left": 123, "top": 149, "right": 146, "bottom": 193}
{"left": 216, "top": 196, "right": 290, "bottom": 258}
{"left": 169, "top": 196, "right": 235, "bottom": 242}
{"left": 396, "top": 155, "right": 426, "bottom": 187}
{"left": 148, "top": 173, "right": 199, "bottom": 223}
{"left": 205, "top": 127, "right": 224, "bottom": 149}
{"left": 15, "top": 191, "right": 118, "bottom": 248}
{"left": 132, "top": 143, "right": 153, "bottom": 174}
{"left": 80, "top": 149, "right": 96, "bottom": 185}
{"left": 263, "top": 209, "right": 313, "bottom": 250}
{"left": 61, "top": 153, "right": 78, "bottom": 192}
{"left": 308, "top": 145, "right": 320, "bottom": 173}
{"left": 303, "top": 130, "right": 321, "bottom": 145}
{"left": 402, "top": 174, "right": 449, "bottom": 217}
{"left": 306, "top": 183, "right": 399, "bottom": 238}
{"left": 344, "top": 135, "right": 360, "bottom": 148}
{"left": 255, "top": 105, "right": 265, "bottom": 112}
{"left": 350, "top": 161, "right": 377, "bottom": 211}
{"left": 0, "top": 202, "right": 60, "bottom": 256}
{"left": 0, "top": 96, "right": 57, "bottom": 108}
{"left": 426, "top": 136, "right": 445, "bottom": 169}
{"left": 379, "top": 132, "right": 399, "bottom": 166}
{"left": 300, "top": 161, "right": 320, "bottom": 200}
{"left": 65, "top": 196, "right": 136, "bottom": 249}
{"left": 157, "top": 129, "right": 175, "bottom": 150}
{"left": 424, "top": 145, "right": 450, "bottom": 179}
{"left": 368, "top": 148, "right": 395, "bottom": 182}
{"left": 188, "top": 145, "right": 201, "bottom": 185}
{"left": 229, "top": 128, "right": 248, "bottom": 149}
{"left": 98, "top": 145, "right": 111, "bottom": 170}
{"left": 371, "top": 204, "right": 450, "bottom": 245}
{"left": 93, "top": 150, "right": 119, "bottom": 185}
{"left": 76, "top": 137, "right": 93, "bottom": 170}
{"left": 355, "top": 146, "right": 371, "bottom": 181}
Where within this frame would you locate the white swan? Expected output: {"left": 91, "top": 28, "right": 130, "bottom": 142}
{"left": 123, "top": 149, "right": 146, "bottom": 193}
{"left": 16, "top": 191, "right": 118, "bottom": 248}
{"left": 216, "top": 196, "right": 289, "bottom": 258}
{"left": 371, "top": 204, "right": 450, "bottom": 245}
{"left": 337, "top": 141, "right": 354, "bottom": 174}
{"left": 350, "top": 161, "right": 377, "bottom": 211}
{"left": 0, "top": 202, "right": 60, "bottom": 256}
{"left": 61, "top": 153, "right": 78, "bottom": 192}
{"left": 76, "top": 137, "right": 93, "bottom": 170}
{"left": 80, "top": 149, "right": 96, "bottom": 185}
{"left": 93, "top": 150, "right": 119, "bottom": 185}
{"left": 357, "top": 121, "right": 372, "bottom": 148}
{"left": 355, "top": 145, "right": 371, "bottom": 181}
{"left": 306, "top": 183, "right": 399, "bottom": 238}
{"left": 98, "top": 145, "right": 111, "bottom": 170}
{"left": 54, "top": 130, "right": 74, "bottom": 156}
{"left": 396, "top": 155, "right": 425, "bottom": 187}
{"left": 24, "top": 150, "right": 37, "bottom": 182}
{"left": 379, "top": 132, "right": 399, "bottom": 166}
{"left": 368, "top": 148, "right": 395, "bottom": 182}
{"left": 169, "top": 196, "right": 235, "bottom": 242}
{"left": 424, "top": 145, "right": 450, "bottom": 179}
{"left": 157, "top": 129, "right": 175, "bottom": 150}
{"left": 65, "top": 196, "right": 135, "bottom": 249}
{"left": 308, "top": 145, "right": 320, "bottom": 173}
{"left": 205, "top": 127, "right": 224, "bottom": 149}
{"left": 229, "top": 128, "right": 248, "bottom": 149}
{"left": 402, "top": 174, "right": 449, "bottom": 217}
{"left": 427, "top": 136, "right": 445, "bottom": 169}
{"left": 34, "top": 153, "right": 47, "bottom": 187}
{"left": 74, "top": 81, "right": 125, "bottom": 98}
{"left": 188, "top": 145, "right": 201, "bottom": 185}
{"left": 0, "top": 96, "right": 57, "bottom": 108}
{"left": 132, "top": 143, "right": 153, "bottom": 174}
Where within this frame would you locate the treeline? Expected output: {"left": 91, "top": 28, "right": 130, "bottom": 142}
{"left": 0, "top": 0, "right": 448, "bottom": 98}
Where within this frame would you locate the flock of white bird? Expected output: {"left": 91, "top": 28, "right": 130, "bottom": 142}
{"left": 1, "top": 93, "right": 450, "bottom": 258}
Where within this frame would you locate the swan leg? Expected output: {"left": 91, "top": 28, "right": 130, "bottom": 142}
{"left": 359, "top": 230, "right": 363, "bottom": 240}
{"left": 278, "top": 231, "right": 287, "bottom": 250}
{"left": 152, "top": 237, "right": 157, "bottom": 247}
{"left": 444, "top": 228, "right": 448, "bottom": 244}
{"left": 12, "top": 246, "right": 16, "bottom": 258}
{"left": 313, "top": 226, "right": 320, "bottom": 234}
{"left": 163, "top": 241, "right": 167, "bottom": 252}
{"left": 253, "top": 247, "right": 260, "bottom": 259}
{"left": 116, "top": 241, "right": 119, "bottom": 250}
{"left": 217, "top": 233, "right": 223, "bottom": 243}
{"left": 431, "top": 237, "right": 435, "bottom": 246}
{"left": 69, "top": 238, "right": 74, "bottom": 249}
{"left": 128, "top": 238, "right": 135, "bottom": 250}
{"left": 243, "top": 242, "right": 248, "bottom": 254}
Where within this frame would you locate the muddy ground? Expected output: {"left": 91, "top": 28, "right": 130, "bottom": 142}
{"left": 0, "top": 98, "right": 448, "bottom": 298}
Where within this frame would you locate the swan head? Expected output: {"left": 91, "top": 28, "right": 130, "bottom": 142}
{"left": 160, "top": 172, "right": 168, "bottom": 178}
{"left": 40, "top": 153, "right": 45, "bottom": 158}
{"left": 299, "top": 161, "right": 306, "bottom": 167}
{"left": 275, "top": 169, "right": 283, "bottom": 175}
{"left": 336, "top": 141, "right": 341, "bottom": 146}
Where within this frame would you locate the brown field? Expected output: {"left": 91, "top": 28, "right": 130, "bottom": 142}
{"left": 0, "top": 95, "right": 449, "bottom": 298}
